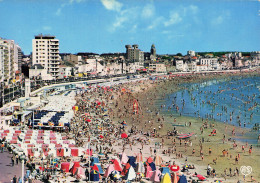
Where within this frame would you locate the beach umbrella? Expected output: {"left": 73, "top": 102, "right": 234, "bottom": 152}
{"left": 127, "top": 156, "right": 136, "bottom": 168}
{"left": 125, "top": 166, "right": 136, "bottom": 181}
{"left": 150, "top": 169, "right": 161, "bottom": 182}
{"left": 214, "top": 181, "right": 222, "bottom": 183}
{"left": 160, "top": 167, "right": 170, "bottom": 176}
{"left": 120, "top": 152, "right": 129, "bottom": 165}
{"left": 121, "top": 163, "right": 131, "bottom": 176}
{"left": 70, "top": 162, "right": 80, "bottom": 175}
{"left": 90, "top": 157, "right": 99, "bottom": 166}
{"left": 170, "top": 165, "right": 180, "bottom": 172}
{"left": 135, "top": 153, "right": 143, "bottom": 163}
{"left": 121, "top": 133, "right": 128, "bottom": 139}
{"left": 112, "top": 159, "right": 123, "bottom": 172}
{"left": 86, "top": 119, "right": 91, "bottom": 122}
{"left": 136, "top": 162, "right": 145, "bottom": 174}
{"left": 90, "top": 170, "right": 100, "bottom": 181}
{"left": 94, "top": 163, "right": 104, "bottom": 174}
{"left": 146, "top": 157, "right": 153, "bottom": 163}
{"left": 154, "top": 155, "right": 162, "bottom": 166}
{"left": 160, "top": 172, "right": 171, "bottom": 183}
{"left": 145, "top": 165, "right": 153, "bottom": 179}
{"left": 104, "top": 164, "right": 115, "bottom": 177}
{"left": 178, "top": 174, "right": 188, "bottom": 183}
{"left": 99, "top": 135, "right": 104, "bottom": 138}
{"left": 172, "top": 172, "right": 178, "bottom": 183}
{"left": 91, "top": 164, "right": 99, "bottom": 171}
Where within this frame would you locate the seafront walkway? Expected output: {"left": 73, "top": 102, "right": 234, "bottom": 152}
{"left": 0, "top": 150, "right": 41, "bottom": 183}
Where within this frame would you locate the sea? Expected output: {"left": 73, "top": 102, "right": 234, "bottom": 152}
{"left": 161, "top": 75, "right": 260, "bottom": 144}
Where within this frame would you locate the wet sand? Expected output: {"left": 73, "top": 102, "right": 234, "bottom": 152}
{"left": 111, "top": 70, "right": 260, "bottom": 182}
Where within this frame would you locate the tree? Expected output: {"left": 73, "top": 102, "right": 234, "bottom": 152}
{"left": 176, "top": 53, "right": 183, "bottom": 56}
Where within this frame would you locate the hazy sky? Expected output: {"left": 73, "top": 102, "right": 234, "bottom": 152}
{"left": 0, "top": 0, "right": 259, "bottom": 55}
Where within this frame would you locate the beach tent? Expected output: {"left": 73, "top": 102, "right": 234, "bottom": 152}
{"left": 178, "top": 175, "right": 188, "bottom": 183}
{"left": 161, "top": 167, "right": 171, "bottom": 176}
{"left": 56, "top": 148, "right": 64, "bottom": 157}
{"left": 112, "top": 159, "right": 123, "bottom": 172}
{"left": 127, "top": 156, "right": 137, "bottom": 168}
{"left": 94, "top": 163, "right": 104, "bottom": 174}
{"left": 149, "top": 162, "right": 156, "bottom": 171}
{"left": 150, "top": 169, "right": 161, "bottom": 182}
{"left": 122, "top": 163, "right": 131, "bottom": 176}
{"left": 136, "top": 162, "right": 145, "bottom": 174}
{"left": 125, "top": 166, "right": 136, "bottom": 181}
{"left": 161, "top": 173, "right": 171, "bottom": 183}
{"left": 91, "top": 164, "right": 99, "bottom": 173}
{"left": 171, "top": 172, "right": 179, "bottom": 183}
{"left": 71, "top": 148, "right": 78, "bottom": 156}
{"left": 86, "top": 149, "right": 93, "bottom": 156}
{"left": 135, "top": 153, "right": 143, "bottom": 163}
{"left": 120, "top": 152, "right": 129, "bottom": 165}
{"left": 104, "top": 164, "right": 115, "bottom": 177}
{"left": 61, "top": 162, "right": 70, "bottom": 173}
{"left": 90, "top": 157, "right": 99, "bottom": 166}
{"left": 75, "top": 167, "right": 86, "bottom": 179}
{"left": 27, "top": 149, "right": 34, "bottom": 157}
{"left": 155, "top": 155, "right": 162, "bottom": 166}
{"left": 90, "top": 170, "right": 99, "bottom": 181}
{"left": 145, "top": 165, "right": 153, "bottom": 179}
{"left": 70, "top": 162, "right": 80, "bottom": 175}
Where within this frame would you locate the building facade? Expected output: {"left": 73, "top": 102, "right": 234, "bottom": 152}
{"left": 0, "top": 38, "right": 21, "bottom": 83}
{"left": 199, "top": 58, "right": 218, "bottom": 70}
{"left": 32, "top": 34, "right": 60, "bottom": 79}
{"left": 125, "top": 44, "right": 144, "bottom": 62}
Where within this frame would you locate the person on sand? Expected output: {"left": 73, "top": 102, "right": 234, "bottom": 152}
{"left": 235, "top": 156, "right": 238, "bottom": 164}
{"left": 209, "top": 148, "right": 212, "bottom": 155}
{"left": 192, "top": 149, "right": 195, "bottom": 156}
{"left": 251, "top": 176, "right": 256, "bottom": 182}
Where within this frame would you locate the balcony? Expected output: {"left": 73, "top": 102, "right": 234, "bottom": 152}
{"left": 50, "top": 69, "right": 59, "bottom": 73}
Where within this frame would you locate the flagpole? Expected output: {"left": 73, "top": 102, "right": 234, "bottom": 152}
{"left": 89, "top": 141, "right": 91, "bottom": 182}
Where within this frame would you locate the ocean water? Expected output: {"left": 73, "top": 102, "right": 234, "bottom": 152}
{"left": 162, "top": 76, "right": 260, "bottom": 130}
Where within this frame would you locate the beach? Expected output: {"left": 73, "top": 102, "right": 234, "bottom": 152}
{"left": 0, "top": 69, "right": 259, "bottom": 183}
{"left": 111, "top": 70, "right": 260, "bottom": 182}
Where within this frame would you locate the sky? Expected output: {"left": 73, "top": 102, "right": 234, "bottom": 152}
{"left": 0, "top": 0, "right": 259, "bottom": 55}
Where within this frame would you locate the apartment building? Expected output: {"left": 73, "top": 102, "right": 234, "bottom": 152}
{"left": 32, "top": 34, "right": 60, "bottom": 78}
{"left": 199, "top": 58, "right": 219, "bottom": 70}
{"left": 0, "top": 49, "right": 4, "bottom": 82}
{"left": 125, "top": 44, "right": 144, "bottom": 62}
{"left": 0, "top": 38, "right": 21, "bottom": 83}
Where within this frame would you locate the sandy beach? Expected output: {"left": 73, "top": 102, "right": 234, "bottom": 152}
{"left": 1, "top": 69, "right": 259, "bottom": 183}
{"left": 110, "top": 70, "right": 260, "bottom": 182}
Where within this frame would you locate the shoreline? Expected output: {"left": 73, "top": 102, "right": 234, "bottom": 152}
{"left": 112, "top": 69, "right": 260, "bottom": 182}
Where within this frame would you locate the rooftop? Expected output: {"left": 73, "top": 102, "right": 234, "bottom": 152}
{"left": 34, "top": 34, "right": 56, "bottom": 39}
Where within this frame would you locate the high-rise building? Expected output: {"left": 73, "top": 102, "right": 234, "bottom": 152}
{"left": 0, "top": 38, "right": 21, "bottom": 83}
{"left": 125, "top": 44, "right": 144, "bottom": 62}
{"left": 0, "top": 49, "right": 4, "bottom": 82}
{"left": 32, "top": 34, "right": 60, "bottom": 78}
